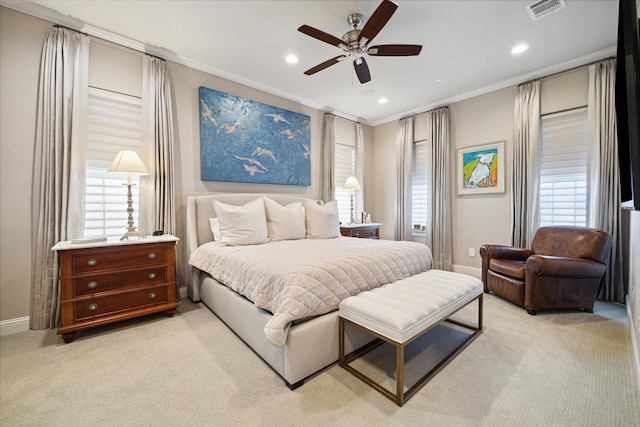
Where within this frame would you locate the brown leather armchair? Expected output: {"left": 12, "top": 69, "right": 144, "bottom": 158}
{"left": 480, "top": 226, "right": 612, "bottom": 315}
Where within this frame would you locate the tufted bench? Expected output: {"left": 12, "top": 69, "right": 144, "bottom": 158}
{"left": 338, "top": 269, "right": 483, "bottom": 406}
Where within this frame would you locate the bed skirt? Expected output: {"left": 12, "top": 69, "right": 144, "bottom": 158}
{"left": 197, "top": 273, "right": 375, "bottom": 387}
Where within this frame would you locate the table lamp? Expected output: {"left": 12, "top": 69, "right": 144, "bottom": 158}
{"left": 343, "top": 176, "right": 361, "bottom": 225}
{"left": 108, "top": 150, "right": 149, "bottom": 240}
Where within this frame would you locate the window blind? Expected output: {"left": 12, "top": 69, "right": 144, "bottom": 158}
{"left": 84, "top": 88, "right": 142, "bottom": 237}
{"left": 412, "top": 140, "right": 429, "bottom": 229}
{"left": 539, "top": 108, "right": 588, "bottom": 227}
{"left": 335, "top": 143, "right": 355, "bottom": 225}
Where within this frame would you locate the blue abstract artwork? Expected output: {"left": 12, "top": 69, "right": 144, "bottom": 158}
{"left": 199, "top": 86, "right": 311, "bottom": 186}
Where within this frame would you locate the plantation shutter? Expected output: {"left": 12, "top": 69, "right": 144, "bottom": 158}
{"left": 539, "top": 108, "right": 588, "bottom": 226}
{"left": 412, "top": 140, "right": 429, "bottom": 230}
{"left": 84, "top": 87, "right": 143, "bottom": 237}
{"left": 335, "top": 143, "right": 355, "bottom": 225}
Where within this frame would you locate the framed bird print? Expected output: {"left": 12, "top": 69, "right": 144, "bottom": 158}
{"left": 199, "top": 86, "right": 311, "bottom": 185}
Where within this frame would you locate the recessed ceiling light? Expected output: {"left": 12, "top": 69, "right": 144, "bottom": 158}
{"left": 378, "top": 97, "right": 388, "bottom": 104}
{"left": 435, "top": 77, "right": 444, "bottom": 83}
{"left": 511, "top": 44, "right": 529, "bottom": 55}
{"left": 285, "top": 55, "right": 298, "bottom": 64}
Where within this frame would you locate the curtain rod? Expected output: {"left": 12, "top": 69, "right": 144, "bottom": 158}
{"left": 402, "top": 105, "right": 449, "bottom": 121}
{"left": 519, "top": 56, "right": 616, "bottom": 87}
{"left": 53, "top": 24, "right": 165, "bottom": 63}
{"left": 326, "top": 113, "right": 361, "bottom": 125}
{"left": 53, "top": 24, "right": 88, "bottom": 37}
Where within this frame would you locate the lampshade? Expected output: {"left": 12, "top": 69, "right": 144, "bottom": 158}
{"left": 108, "top": 150, "right": 149, "bottom": 179}
{"left": 343, "top": 176, "right": 361, "bottom": 190}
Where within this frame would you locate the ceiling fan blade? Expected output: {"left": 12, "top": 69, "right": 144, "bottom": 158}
{"left": 298, "top": 25, "right": 345, "bottom": 48}
{"left": 353, "top": 58, "right": 371, "bottom": 84}
{"left": 358, "top": 0, "right": 398, "bottom": 44}
{"left": 304, "top": 55, "right": 347, "bottom": 75}
{"left": 367, "top": 44, "right": 422, "bottom": 56}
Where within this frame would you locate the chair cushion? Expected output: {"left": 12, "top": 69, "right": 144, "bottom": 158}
{"left": 489, "top": 259, "right": 526, "bottom": 280}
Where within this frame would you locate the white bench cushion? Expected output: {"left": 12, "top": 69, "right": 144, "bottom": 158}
{"left": 339, "top": 269, "right": 483, "bottom": 343}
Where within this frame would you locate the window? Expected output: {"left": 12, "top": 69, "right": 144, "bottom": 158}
{"left": 412, "top": 140, "right": 429, "bottom": 231}
{"left": 84, "top": 88, "right": 143, "bottom": 238}
{"left": 539, "top": 108, "right": 588, "bottom": 227}
{"left": 335, "top": 143, "right": 355, "bottom": 225}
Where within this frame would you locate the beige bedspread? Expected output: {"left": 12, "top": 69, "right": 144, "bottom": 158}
{"left": 189, "top": 237, "right": 432, "bottom": 346}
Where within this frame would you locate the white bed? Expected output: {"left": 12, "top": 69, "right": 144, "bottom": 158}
{"left": 186, "top": 193, "right": 433, "bottom": 388}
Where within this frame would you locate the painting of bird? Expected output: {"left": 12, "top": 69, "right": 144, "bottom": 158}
{"left": 264, "top": 113, "right": 289, "bottom": 124}
{"left": 199, "top": 86, "right": 310, "bottom": 185}
{"left": 217, "top": 119, "right": 243, "bottom": 134}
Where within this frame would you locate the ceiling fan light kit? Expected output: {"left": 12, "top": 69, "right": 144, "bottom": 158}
{"left": 298, "top": 0, "right": 422, "bottom": 84}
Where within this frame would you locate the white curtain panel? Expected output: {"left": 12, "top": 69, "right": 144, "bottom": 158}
{"left": 141, "top": 55, "right": 176, "bottom": 235}
{"left": 355, "top": 122, "right": 365, "bottom": 214}
{"left": 31, "top": 27, "right": 89, "bottom": 329}
{"left": 322, "top": 114, "right": 336, "bottom": 203}
{"left": 511, "top": 80, "right": 541, "bottom": 247}
{"left": 395, "top": 117, "right": 414, "bottom": 241}
{"left": 587, "top": 59, "right": 625, "bottom": 303}
{"left": 425, "top": 107, "right": 453, "bottom": 270}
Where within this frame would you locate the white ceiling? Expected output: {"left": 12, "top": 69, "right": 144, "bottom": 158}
{"left": 5, "top": 0, "right": 618, "bottom": 125}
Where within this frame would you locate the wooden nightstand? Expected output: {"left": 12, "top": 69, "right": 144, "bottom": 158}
{"left": 340, "top": 223, "right": 382, "bottom": 239}
{"left": 53, "top": 235, "right": 180, "bottom": 343}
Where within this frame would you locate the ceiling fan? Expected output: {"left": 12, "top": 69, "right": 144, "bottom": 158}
{"left": 297, "top": 0, "right": 422, "bottom": 84}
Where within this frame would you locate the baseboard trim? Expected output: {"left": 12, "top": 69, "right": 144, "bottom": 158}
{"left": 452, "top": 264, "right": 482, "bottom": 279}
{"left": 1, "top": 288, "right": 188, "bottom": 336}
{"left": 0, "top": 316, "right": 30, "bottom": 336}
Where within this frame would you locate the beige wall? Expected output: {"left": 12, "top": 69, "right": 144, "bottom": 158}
{"left": 370, "top": 121, "right": 398, "bottom": 240}
{"left": 0, "top": 7, "right": 375, "bottom": 322}
{"left": 630, "top": 210, "right": 640, "bottom": 386}
{"left": 371, "top": 68, "right": 591, "bottom": 273}
{"left": 0, "top": 8, "right": 50, "bottom": 321}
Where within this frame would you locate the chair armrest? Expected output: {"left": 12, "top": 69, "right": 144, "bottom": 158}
{"left": 480, "top": 245, "right": 534, "bottom": 261}
{"left": 480, "top": 245, "right": 534, "bottom": 290}
{"left": 526, "top": 255, "right": 606, "bottom": 278}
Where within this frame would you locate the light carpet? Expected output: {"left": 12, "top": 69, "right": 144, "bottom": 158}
{"left": 1, "top": 294, "right": 638, "bottom": 426}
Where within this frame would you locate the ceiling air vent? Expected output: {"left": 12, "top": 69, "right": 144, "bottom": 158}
{"left": 526, "top": 0, "right": 566, "bottom": 20}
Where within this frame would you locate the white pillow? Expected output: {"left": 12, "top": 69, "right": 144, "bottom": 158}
{"left": 264, "top": 197, "right": 306, "bottom": 241}
{"left": 304, "top": 200, "right": 340, "bottom": 239}
{"left": 208, "top": 218, "right": 222, "bottom": 241}
{"left": 212, "top": 198, "right": 269, "bottom": 246}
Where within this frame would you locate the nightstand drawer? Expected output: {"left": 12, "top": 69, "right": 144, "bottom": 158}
{"left": 340, "top": 224, "right": 381, "bottom": 239}
{"left": 73, "top": 267, "right": 167, "bottom": 296}
{"left": 72, "top": 245, "right": 167, "bottom": 274}
{"left": 351, "top": 228, "right": 378, "bottom": 238}
{"left": 74, "top": 286, "right": 169, "bottom": 321}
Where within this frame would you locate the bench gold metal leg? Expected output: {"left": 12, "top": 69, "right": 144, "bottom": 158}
{"left": 339, "top": 293, "right": 484, "bottom": 406}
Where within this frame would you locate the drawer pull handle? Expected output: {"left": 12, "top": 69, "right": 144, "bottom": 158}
{"left": 87, "top": 281, "right": 97, "bottom": 289}
{"left": 148, "top": 272, "right": 156, "bottom": 279}
{"left": 87, "top": 258, "right": 97, "bottom": 266}
{"left": 88, "top": 303, "right": 98, "bottom": 311}
{"left": 148, "top": 252, "right": 156, "bottom": 259}
{"left": 149, "top": 292, "right": 157, "bottom": 299}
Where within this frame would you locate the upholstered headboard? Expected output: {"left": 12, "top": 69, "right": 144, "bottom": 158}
{"left": 185, "top": 193, "right": 313, "bottom": 301}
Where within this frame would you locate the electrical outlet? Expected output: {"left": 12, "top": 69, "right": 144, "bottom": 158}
{"left": 468, "top": 248, "right": 475, "bottom": 257}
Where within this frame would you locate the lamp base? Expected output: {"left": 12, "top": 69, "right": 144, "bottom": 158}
{"left": 120, "top": 182, "right": 146, "bottom": 240}
{"left": 121, "top": 229, "right": 146, "bottom": 240}
{"left": 349, "top": 193, "right": 359, "bottom": 225}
